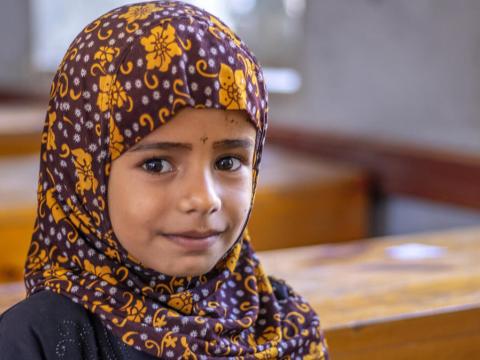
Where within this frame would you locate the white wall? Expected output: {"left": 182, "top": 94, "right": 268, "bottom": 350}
{"left": 270, "top": 0, "right": 480, "bottom": 154}
{"left": 0, "top": 0, "right": 31, "bottom": 88}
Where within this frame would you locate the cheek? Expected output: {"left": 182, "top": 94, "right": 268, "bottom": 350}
{"left": 108, "top": 172, "right": 166, "bottom": 240}
{"left": 222, "top": 177, "right": 253, "bottom": 225}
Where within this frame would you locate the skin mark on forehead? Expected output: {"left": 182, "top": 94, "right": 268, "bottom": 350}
{"left": 224, "top": 110, "right": 242, "bottom": 125}
{"left": 200, "top": 136, "right": 208, "bottom": 144}
{"left": 228, "top": 115, "right": 239, "bottom": 124}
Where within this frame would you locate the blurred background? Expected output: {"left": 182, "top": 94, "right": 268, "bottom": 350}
{"left": 1, "top": 0, "right": 480, "bottom": 279}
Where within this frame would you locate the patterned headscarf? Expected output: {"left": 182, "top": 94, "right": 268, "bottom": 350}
{"left": 24, "top": 2, "right": 328, "bottom": 358}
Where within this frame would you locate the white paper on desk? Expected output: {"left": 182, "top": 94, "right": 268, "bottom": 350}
{"left": 385, "top": 243, "right": 446, "bottom": 260}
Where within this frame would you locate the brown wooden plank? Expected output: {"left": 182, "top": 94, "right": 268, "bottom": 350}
{"left": 327, "top": 305, "right": 480, "bottom": 359}
{"left": 268, "top": 126, "right": 480, "bottom": 209}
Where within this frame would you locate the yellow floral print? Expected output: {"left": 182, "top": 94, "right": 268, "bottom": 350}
{"left": 219, "top": 63, "right": 247, "bottom": 110}
{"left": 43, "top": 264, "right": 73, "bottom": 293}
{"left": 180, "top": 337, "right": 197, "bottom": 360}
{"left": 257, "top": 326, "right": 281, "bottom": 345}
{"left": 109, "top": 117, "right": 124, "bottom": 160}
{"left": 94, "top": 46, "right": 119, "bottom": 66}
{"left": 124, "top": 299, "right": 147, "bottom": 322}
{"left": 66, "top": 198, "right": 92, "bottom": 235}
{"left": 255, "top": 265, "right": 273, "bottom": 294}
{"left": 225, "top": 242, "right": 241, "bottom": 272}
{"left": 304, "top": 341, "right": 326, "bottom": 360}
{"left": 92, "top": 300, "right": 114, "bottom": 313}
{"left": 26, "top": 248, "right": 48, "bottom": 272}
{"left": 167, "top": 292, "right": 193, "bottom": 315}
{"left": 43, "top": 263, "right": 69, "bottom": 281}
{"left": 105, "top": 247, "right": 121, "bottom": 262}
{"left": 254, "top": 346, "right": 279, "bottom": 359}
{"left": 96, "top": 74, "right": 129, "bottom": 112}
{"left": 163, "top": 333, "right": 177, "bottom": 348}
{"left": 140, "top": 24, "right": 182, "bottom": 71}
{"left": 84, "top": 259, "right": 118, "bottom": 285}
{"left": 172, "top": 278, "right": 185, "bottom": 287}
{"left": 46, "top": 111, "right": 57, "bottom": 151}
{"left": 119, "top": 4, "right": 163, "bottom": 24}
{"left": 153, "top": 313, "right": 167, "bottom": 328}
{"left": 72, "top": 148, "right": 99, "bottom": 195}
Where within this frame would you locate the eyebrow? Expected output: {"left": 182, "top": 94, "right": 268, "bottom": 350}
{"left": 212, "top": 138, "right": 254, "bottom": 150}
{"left": 129, "top": 142, "right": 193, "bottom": 152}
{"left": 129, "top": 138, "right": 254, "bottom": 152}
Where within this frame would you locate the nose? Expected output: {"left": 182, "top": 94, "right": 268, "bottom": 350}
{"left": 177, "top": 168, "right": 221, "bottom": 215}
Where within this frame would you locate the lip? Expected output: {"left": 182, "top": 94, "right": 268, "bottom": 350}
{"left": 162, "top": 230, "right": 224, "bottom": 251}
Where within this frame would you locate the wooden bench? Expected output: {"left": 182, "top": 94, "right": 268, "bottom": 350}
{"left": 1, "top": 226, "right": 479, "bottom": 358}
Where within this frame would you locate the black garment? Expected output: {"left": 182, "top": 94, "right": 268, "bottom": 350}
{"left": 0, "top": 280, "right": 291, "bottom": 360}
{"left": 0, "top": 291, "right": 155, "bottom": 360}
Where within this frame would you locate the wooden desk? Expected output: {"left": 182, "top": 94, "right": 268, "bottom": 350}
{"left": 0, "top": 155, "right": 38, "bottom": 281}
{"left": 258, "top": 226, "right": 480, "bottom": 359}
{"left": 249, "top": 146, "right": 368, "bottom": 250}
{"left": 0, "top": 104, "right": 43, "bottom": 156}
{"left": 1, "top": 227, "right": 479, "bottom": 359}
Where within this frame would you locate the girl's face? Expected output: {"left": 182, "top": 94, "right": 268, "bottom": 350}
{"left": 108, "top": 108, "right": 257, "bottom": 276}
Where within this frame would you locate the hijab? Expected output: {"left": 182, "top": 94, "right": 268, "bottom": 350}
{"left": 24, "top": 2, "right": 328, "bottom": 358}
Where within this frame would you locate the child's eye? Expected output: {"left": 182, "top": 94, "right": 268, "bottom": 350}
{"left": 142, "top": 158, "right": 174, "bottom": 174}
{"left": 215, "top": 156, "right": 242, "bottom": 171}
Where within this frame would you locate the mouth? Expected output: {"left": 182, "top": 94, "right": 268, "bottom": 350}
{"left": 161, "top": 230, "right": 225, "bottom": 251}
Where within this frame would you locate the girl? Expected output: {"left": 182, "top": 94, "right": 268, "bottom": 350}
{"left": 0, "top": 2, "right": 329, "bottom": 359}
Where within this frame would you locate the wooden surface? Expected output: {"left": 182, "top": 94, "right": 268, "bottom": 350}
{"left": 0, "top": 147, "right": 368, "bottom": 281}
{"left": 258, "top": 226, "right": 480, "bottom": 359}
{"left": 0, "top": 104, "right": 44, "bottom": 156}
{"left": 1, "top": 227, "right": 479, "bottom": 359}
{"left": 0, "top": 155, "right": 38, "bottom": 281}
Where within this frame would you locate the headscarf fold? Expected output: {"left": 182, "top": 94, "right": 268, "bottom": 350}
{"left": 25, "top": 2, "right": 328, "bottom": 358}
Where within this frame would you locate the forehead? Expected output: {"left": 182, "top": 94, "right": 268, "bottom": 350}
{"left": 137, "top": 108, "right": 256, "bottom": 143}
